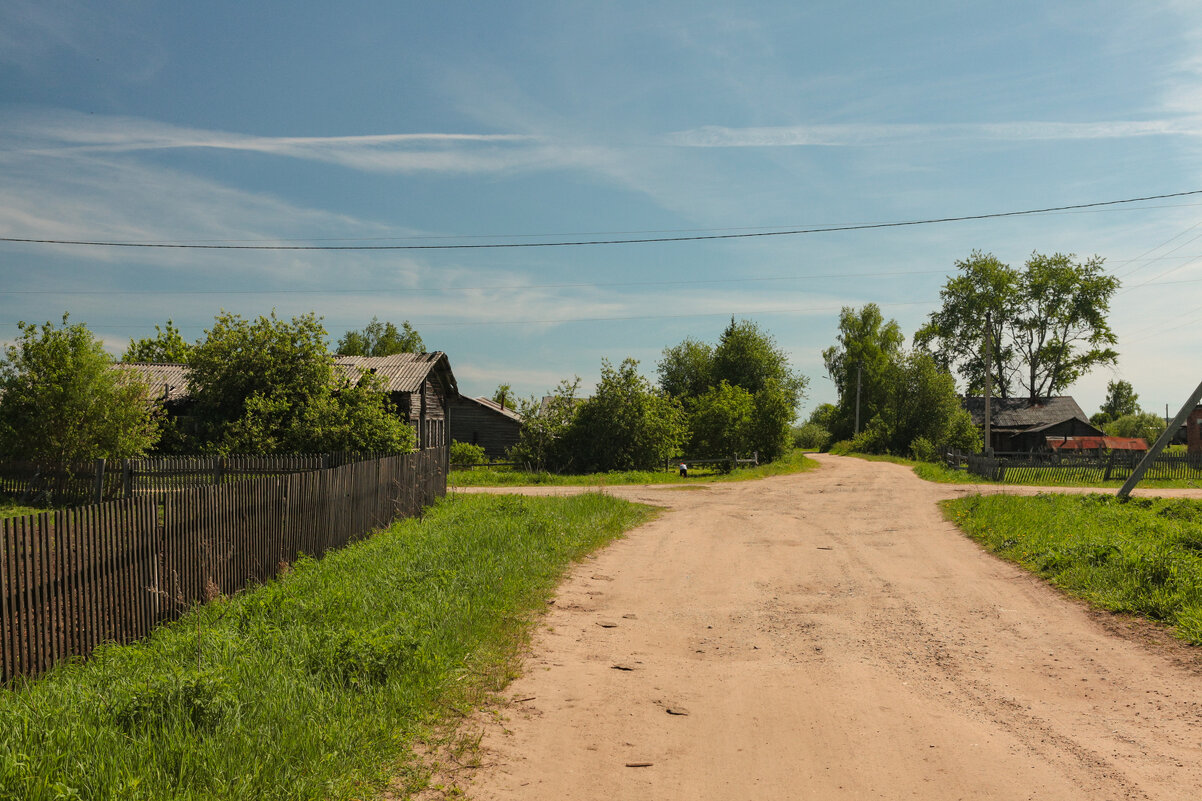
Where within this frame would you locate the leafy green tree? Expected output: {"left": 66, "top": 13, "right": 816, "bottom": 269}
{"left": 508, "top": 378, "right": 581, "bottom": 471}
{"left": 1092, "top": 379, "right": 1141, "bottom": 427}
{"left": 565, "top": 359, "right": 688, "bottom": 472}
{"left": 916, "top": 251, "right": 1118, "bottom": 400}
{"left": 850, "top": 351, "right": 979, "bottom": 459}
{"left": 336, "top": 317, "right": 425, "bottom": 356}
{"left": 687, "top": 381, "right": 755, "bottom": 460}
{"left": 450, "top": 440, "right": 488, "bottom": 466}
{"left": 0, "top": 314, "right": 160, "bottom": 463}
{"left": 822, "top": 304, "right": 905, "bottom": 442}
{"left": 657, "top": 337, "right": 714, "bottom": 399}
{"left": 188, "top": 311, "right": 412, "bottom": 454}
{"left": 492, "top": 384, "right": 514, "bottom": 408}
{"left": 1104, "top": 412, "right": 1165, "bottom": 443}
{"left": 914, "top": 251, "right": 1018, "bottom": 397}
{"left": 122, "top": 320, "right": 192, "bottom": 363}
{"left": 661, "top": 320, "right": 807, "bottom": 461}
{"left": 712, "top": 318, "right": 807, "bottom": 403}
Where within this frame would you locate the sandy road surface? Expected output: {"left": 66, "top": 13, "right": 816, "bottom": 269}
{"left": 441, "top": 455, "right": 1202, "bottom": 800}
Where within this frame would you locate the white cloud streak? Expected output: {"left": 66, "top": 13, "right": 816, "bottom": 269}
{"left": 667, "top": 119, "right": 1202, "bottom": 148}
{"left": 0, "top": 109, "right": 592, "bottom": 174}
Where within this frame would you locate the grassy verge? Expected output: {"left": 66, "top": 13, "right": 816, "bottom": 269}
{"left": 451, "top": 448, "right": 818, "bottom": 487}
{"left": 0, "top": 493, "right": 653, "bottom": 801}
{"left": 944, "top": 493, "right": 1202, "bottom": 644}
{"left": 834, "top": 451, "right": 1202, "bottom": 489}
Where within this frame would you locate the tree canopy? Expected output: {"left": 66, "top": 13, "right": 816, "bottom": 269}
{"left": 1092, "top": 379, "right": 1140, "bottom": 427}
{"left": 122, "top": 319, "right": 192, "bottom": 363}
{"left": 335, "top": 317, "right": 425, "bottom": 356}
{"left": 566, "top": 359, "right": 688, "bottom": 472}
{"left": 821, "top": 303, "right": 904, "bottom": 442}
{"left": 187, "top": 311, "right": 413, "bottom": 454}
{"left": 915, "top": 251, "right": 1118, "bottom": 400}
{"left": 658, "top": 319, "right": 806, "bottom": 461}
{"left": 0, "top": 315, "right": 160, "bottom": 463}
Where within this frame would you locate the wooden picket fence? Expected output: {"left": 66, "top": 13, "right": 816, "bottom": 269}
{"left": 0, "top": 452, "right": 390, "bottom": 507}
{"left": 956, "top": 450, "right": 1202, "bottom": 483}
{"left": 0, "top": 448, "right": 445, "bottom": 683}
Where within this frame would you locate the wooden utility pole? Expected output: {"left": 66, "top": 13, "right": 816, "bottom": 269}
{"left": 983, "top": 311, "right": 992, "bottom": 455}
{"left": 854, "top": 362, "right": 862, "bottom": 437}
{"left": 1118, "top": 378, "right": 1202, "bottom": 499}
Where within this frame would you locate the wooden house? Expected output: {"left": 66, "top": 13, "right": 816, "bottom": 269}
{"left": 117, "top": 352, "right": 459, "bottom": 451}
{"left": 962, "top": 396, "right": 1103, "bottom": 452}
{"left": 448, "top": 396, "right": 524, "bottom": 458}
{"left": 332, "top": 353, "right": 458, "bottom": 450}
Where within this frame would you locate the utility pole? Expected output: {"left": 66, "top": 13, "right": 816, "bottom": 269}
{"left": 983, "top": 311, "right": 992, "bottom": 455}
{"left": 1119, "top": 378, "right": 1202, "bottom": 500}
{"left": 854, "top": 362, "right": 862, "bottom": 437}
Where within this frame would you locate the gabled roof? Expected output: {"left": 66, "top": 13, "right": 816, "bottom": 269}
{"left": 333, "top": 352, "right": 457, "bottom": 396}
{"left": 114, "top": 362, "right": 191, "bottom": 402}
{"left": 457, "top": 395, "right": 523, "bottom": 423}
{"left": 115, "top": 352, "right": 458, "bottom": 401}
{"left": 962, "top": 395, "right": 1091, "bottom": 429}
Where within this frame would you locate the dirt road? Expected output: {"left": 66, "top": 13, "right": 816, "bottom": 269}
{"left": 444, "top": 455, "right": 1202, "bottom": 800}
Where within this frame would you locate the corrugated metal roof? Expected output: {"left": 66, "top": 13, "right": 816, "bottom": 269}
{"left": 962, "top": 395, "right": 1091, "bottom": 428}
{"left": 462, "top": 395, "right": 524, "bottom": 422}
{"left": 1047, "top": 436, "right": 1148, "bottom": 451}
{"left": 332, "top": 352, "right": 456, "bottom": 394}
{"left": 113, "top": 362, "right": 191, "bottom": 402}
{"left": 114, "top": 352, "right": 457, "bottom": 400}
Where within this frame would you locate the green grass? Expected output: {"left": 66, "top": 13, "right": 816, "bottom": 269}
{"left": 450, "top": 448, "right": 818, "bottom": 487}
{"left": 0, "top": 492, "right": 653, "bottom": 801}
{"left": 0, "top": 499, "right": 49, "bottom": 520}
{"left": 944, "top": 493, "right": 1202, "bottom": 644}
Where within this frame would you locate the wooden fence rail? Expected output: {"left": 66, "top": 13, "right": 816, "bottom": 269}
{"left": 952, "top": 449, "right": 1202, "bottom": 483}
{"left": 1, "top": 448, "right": 445, "bottom": 683}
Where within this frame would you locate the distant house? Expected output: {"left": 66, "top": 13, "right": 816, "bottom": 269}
{"left": 117, "top": 352, "right": 459, "bottom": 450}
{"left": 962, "top": 396, "right": 1104, "bottom": 452}
{"left": 448, "top": 396, "right": 523, "bottom": 458}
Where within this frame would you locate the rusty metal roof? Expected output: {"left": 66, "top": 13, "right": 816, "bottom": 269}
{"left": 1047, "top": 436, "right": 1148, "bottom": 451}
{"left": 114, "top": 352, "right": 457, "bottom": 401}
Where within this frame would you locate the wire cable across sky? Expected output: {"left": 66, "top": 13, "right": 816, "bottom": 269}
{"left": 2, "top": 189, "right": 1200, "bottom": 251}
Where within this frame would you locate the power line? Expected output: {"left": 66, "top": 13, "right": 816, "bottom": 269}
{"left": 2, "top": 189, "right": 1200, "bottom": 251}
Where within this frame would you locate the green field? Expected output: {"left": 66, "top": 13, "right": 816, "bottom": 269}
{"left": 944, "top": 492, "right": 1202, "bottom": 644}
{"left": 451, "top": 448, "right": 817, "bottom": 487}
{"left": 0, "top": 493, "right": 653, "bottom": 801}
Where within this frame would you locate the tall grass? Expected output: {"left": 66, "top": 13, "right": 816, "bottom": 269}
{"left": 945, "top": 493, "right": 1202, "bottom": 644}
{"left": 451, "top": 448, "right": 817, "bottom": 487}
{"left": 0, "top": 493, "right": 652, "bottom": 800}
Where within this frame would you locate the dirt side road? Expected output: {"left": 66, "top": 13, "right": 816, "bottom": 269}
{"left": 441, "top": 455, "right": 1202, "bottom": 800}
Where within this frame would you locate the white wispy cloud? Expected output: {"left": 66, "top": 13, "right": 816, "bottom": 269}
{"left": 666, "top": 119, "right": 1202, "bottom": 148}
{"left": 0, "top": 109, "right": 590, "bottom": 174}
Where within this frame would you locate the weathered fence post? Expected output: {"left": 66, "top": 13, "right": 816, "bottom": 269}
{"left": 92, "top": 459, "right": 106, "bottom": 504}
{"left": 122, "top": 459, "right": 133, "bottom": 499}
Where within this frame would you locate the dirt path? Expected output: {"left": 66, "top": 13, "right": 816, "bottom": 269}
{"left": 439, "top": 455, "right": 1202, "bottom": 800}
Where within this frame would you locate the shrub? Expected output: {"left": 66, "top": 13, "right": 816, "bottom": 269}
{"left": 450, "top": 440, "right": 487, "bottom": 466}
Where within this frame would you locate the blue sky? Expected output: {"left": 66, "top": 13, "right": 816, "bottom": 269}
{"left": 3, "top": 1, "right": 1202, "bottom": 418}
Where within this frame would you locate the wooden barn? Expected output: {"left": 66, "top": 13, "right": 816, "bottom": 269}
{"left": 448, "top": 395, "right": 524, "bottom": 458}
{"left": 962, "top": 396, "right": 1104, "bottom": 452}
